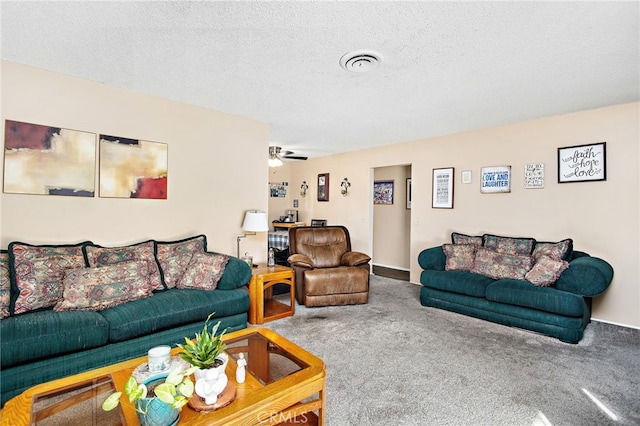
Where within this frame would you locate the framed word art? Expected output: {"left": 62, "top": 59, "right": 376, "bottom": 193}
{"left": 480, "top": 166, "right": 511, "bottom": 193}
{"left": 432, "top": 167, "right": 454, "bottom": 208}
{"left": 557, "top": 142, "right": 606, "bottom": 183}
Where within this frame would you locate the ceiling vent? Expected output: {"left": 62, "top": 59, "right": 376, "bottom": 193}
{"left": 339, "top": 50, "right": 382, "bottom": 73}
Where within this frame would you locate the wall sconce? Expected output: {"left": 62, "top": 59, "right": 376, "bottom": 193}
{"left": 341, "top": 178, "right": 351, "bottom": 196}
{"left": 300, "top": 181, "right": 309, "bottom": 197}
{"left": 237, "top": 210, "right": 269, "bottom": 258}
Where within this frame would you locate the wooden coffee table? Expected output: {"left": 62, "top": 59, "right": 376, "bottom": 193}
{"left": 1, "top": 328, "right": 325, "bottom": 425}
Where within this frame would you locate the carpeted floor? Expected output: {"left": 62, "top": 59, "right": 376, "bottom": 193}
{"left": 261, "top": 275, "right": 640, "bottom": 426}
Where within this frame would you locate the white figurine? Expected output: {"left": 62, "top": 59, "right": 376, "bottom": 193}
{"left": 235, "top": 353, "right": 247, "bottom": 384}
{"left": 194, "top": 353, "right": 229, "bottom": 405}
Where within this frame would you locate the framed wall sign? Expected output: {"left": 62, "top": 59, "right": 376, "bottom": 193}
{"left": 317, "top": 173, "right": 329, "bottom": 201}
{"left": 557, "top": 142, "right": 606, "bottom": 183}
{"left": 461, "top": 170, "right": 472, "bottom": 184}
{"left": 373, "top": 180, "right": 394, "bottom": 205}
{"left": 432, "top": 167, "right": 454, "bottom": 208}
{"left": 480, "top": 166, "right": 511, "bottom": 193}
{"left": 524, "top": 163, "right": 544, "bottom": 189}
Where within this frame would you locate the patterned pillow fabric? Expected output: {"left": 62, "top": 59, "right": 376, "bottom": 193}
{"left": 84, "top": 240, "right": 163, "bottom": 291}
{"left": 451, "top": 232, "right": 483, "bottom": 246}
{"left": 471, "top": 248, "right": 534, "bottom": 280}
{"left": 532, "top": 239, "right": 573, "bottom": 261}
{"left": 483, "top": 234, "right": 536, "bottom": 256}
{"left": 177, "top": 252, "right": 229, "bottom": 290}
{"left": 155, "top": 235, "right": 207, "bottom": 289}
{"left": 0, "top": 251, "right": 10, "bottom": 319}
{"left": 442, "top": 244, "right": 476, "bottom": 271}
{"left": 54, "top": 260, "right": 152, "bottom": 311}
{"left": 525, "top": 255, "right": 570, "bottom": 287}
{"left": 9, "top": 242, "right": 89, "bottom": 315}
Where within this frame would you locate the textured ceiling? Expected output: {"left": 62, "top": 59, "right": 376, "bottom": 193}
{"left": 1, "top": 1, "right": 639, "bottom": 159}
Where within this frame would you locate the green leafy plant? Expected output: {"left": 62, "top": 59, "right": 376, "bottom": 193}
{"left": 102, "top": 366, "right": 197, "bottom": 413}
{"left": 177, "top": 313, "right": 228, "bottom": 369}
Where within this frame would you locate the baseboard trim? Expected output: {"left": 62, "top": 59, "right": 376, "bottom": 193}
{"left": 592, "top": 318, "right": 640, "bottom": 331}
{"left": 372, "top": 264, "right": 410, "bottom": 281}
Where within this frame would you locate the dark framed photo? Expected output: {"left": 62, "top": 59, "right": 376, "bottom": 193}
{"left": 317, "top": 173, "right": 329, "bottom": 201}
{"left": 432, "top": 167, "right": 454, "bottom": 208}
{"left": 558, "top": 142, "right": 606, "bottom": 183}
{"left": 373, "top": 180, "right": 394, "bottom": 205}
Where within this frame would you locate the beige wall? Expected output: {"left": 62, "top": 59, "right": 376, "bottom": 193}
{"left": 1, "top": 61, "right": 271, "bottom": 262}
{"left": 288, "top": 102, "right": 640, "bottom": 328}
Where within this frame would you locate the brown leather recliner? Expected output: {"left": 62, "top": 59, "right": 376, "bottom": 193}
{"left": 287, "top": 226, "right": 371, "bottom": 307}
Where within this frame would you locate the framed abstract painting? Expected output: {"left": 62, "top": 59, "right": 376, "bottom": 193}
{"left": 3, "top": 120, "right": 96, "bottom": 197}
{"left": 99, "top": 135, "right": 168, "bottom": 199}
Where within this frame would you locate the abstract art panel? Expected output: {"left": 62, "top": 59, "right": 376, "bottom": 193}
{"left": 99, "top": 135, "right": 168, "bottom": 199}
{"left": 3, "top": 120, "right": 96, "bottom": 196}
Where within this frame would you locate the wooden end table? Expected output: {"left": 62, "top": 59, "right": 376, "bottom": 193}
{"left": 248, "top": 264, "right": 295, "bottom": 325}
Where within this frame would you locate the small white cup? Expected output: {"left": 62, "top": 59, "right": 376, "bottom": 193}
{"left": 148, "top": 346, "right": 171, "bottom": 372}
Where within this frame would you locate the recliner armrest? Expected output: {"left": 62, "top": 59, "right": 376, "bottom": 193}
{"left": 288, "top": 253, "right": 315, "bottom": 268}
{"left": 341, "top": 251, "right": 371, "bottom": 267}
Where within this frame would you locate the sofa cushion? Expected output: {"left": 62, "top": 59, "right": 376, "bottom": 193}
{"left": 155, "top": 235, "right": 207, "bottom": 289}
{"left": 99, "top": 288, "right": 249, "bottom": 342}
{"left": 486, "top": 279, "right": 585, "bottom": 317}
{"left": 420, "top": 270, "right": 494, "bottom": 298}
{"left": 0, "top": 309, "right": 109, "bottom": 368}
{"left": 442, "top": 244, "right": 476, "bottom": 271}
{"left": 9, "top": 242, "right": 89, "bottom": 315}
{"left": 54, "top": 261, "right": 153, "bottom": 311}
{"left": 555, "top": 256, "right": 614, "bottom": 297}
{"left": 482, "top": 234, "right": 535, "bottom": 255}
{"left": 532, "top": 239, "right": 573, "bottom": 261}
{"left": 176, "top": 252, "right": 229, "bottom": 290}
{"left": 216, "top": 255, "right": 252, "bottom": 290}
{"left": 0, "top": 251, "right": 10, "bottom": 319}
{"left": 471, "top": 248, "right": 533, "bottom": 280}
{"left": 451, "top": 232, "right": 483, "bottom": 246}
{"left": 84, "top": 240, "right": 163, "bottom": 291}
{"left": 525, "top": 256, "right": 570, "bottom": 287}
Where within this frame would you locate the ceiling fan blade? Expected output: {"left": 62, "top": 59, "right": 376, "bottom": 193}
{"left": 283, "top": 155, "right": 308, "bottom": 160}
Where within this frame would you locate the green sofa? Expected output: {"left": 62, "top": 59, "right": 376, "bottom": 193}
{"left": 0, "top": 235, "right": 251, "bottom": 407}
{"left": 418, "top": 233, "right": 614, "bottom": 344}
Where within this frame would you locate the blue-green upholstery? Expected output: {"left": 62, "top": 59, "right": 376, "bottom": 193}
{"left": 418, "top": 243, "right": 613, "bottom": 344}
{"left": 0, "top": 243, "right": 252, "bottom": 407}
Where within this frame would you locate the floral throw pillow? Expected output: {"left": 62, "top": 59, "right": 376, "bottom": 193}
{"left": 443, "top": 244, "right": 476, "bottom": 271}
{"left": 84, "top": 240, "right": 163, "bottom": 291}
{"left": 471, "top": 248, "right": 533, "bottom": 280}
{"left": 483, "top": 234, "right": 535, "bottom": 256}
{"left": 451, "top": 232, "right": 483, "bottom": 247}
{"left": 55, "top": 260, "right": 152, "bottom": 311}
{"left": 155, "top": 235, "right": 207, "bottom": 289}
{"left": 525, "top": 255, "right": 570, "bottom": 287}
{"left": 532, "top": 239, "right": 573, "bottom": 262}
{"left": 10, "top": 242, "right": 88, "bottom": 315}
{"left": 177, "top": 252, "right": 229, "bottom": 290}
{"left": 0, "top": 251, "right": 10, "bottom": 319}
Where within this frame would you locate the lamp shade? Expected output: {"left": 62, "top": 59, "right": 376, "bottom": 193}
{"left": 242, "top": 211, "right": 269, "bottom": 232}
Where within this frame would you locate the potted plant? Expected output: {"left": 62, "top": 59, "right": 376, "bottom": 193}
{"left": 177, "top": 313, "right": 229, "bottom": 405}
{"left": 102, "top": 366, "right": 196, "bottom": 426}
{"left": 177, "top": 312, "right": 228, "bottom": 369}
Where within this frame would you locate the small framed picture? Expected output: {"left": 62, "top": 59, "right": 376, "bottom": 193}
{"left": 373, "top": 180, "right": 394, "bottom": 205}
{"left": 432, "top": 167, "right": 454, "bottom": 209}
{"left": 461, "top": 170, "right": 472, "bottom": 184}
{"left": 406, "top": 178, "right": 412, "bottom": 209}
{"left": 317, "top": 173, "right": 329, "bottom": 201}
{"left": 524, "top": 163, "right": 544, "bottom": 189}
{"left": 480, "top": 166, "right": 511, "bottom": 193}
{"left": 557, "top": 142, "right": 606, "bottom": 183}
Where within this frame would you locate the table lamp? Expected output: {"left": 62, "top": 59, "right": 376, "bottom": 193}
{"left": 237, "top": 210, "right": 269, "bottom": 258}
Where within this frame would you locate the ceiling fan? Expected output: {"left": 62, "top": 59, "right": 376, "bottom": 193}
{"left": 268, "top": 146, "right": 307, "bottom": 167}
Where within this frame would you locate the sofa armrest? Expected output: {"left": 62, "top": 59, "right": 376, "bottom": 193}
{"left": 215, "top": 254, "right": 252, "bottom": 290}
{"left": 555, "top": 256, "right": 614, "bottom": 297}
{"left": 341, "top": 251, "right": 371, "bottom": 267}
{"left": 288, "top": 253, "right": 314, "bottom": 269}
{"left": 418, "top": 246, "right": 446, "bottom": 271}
